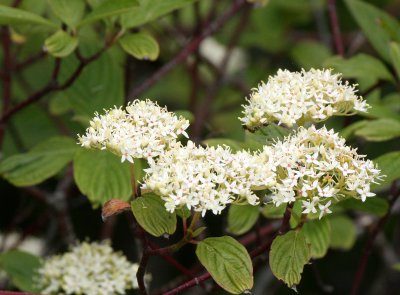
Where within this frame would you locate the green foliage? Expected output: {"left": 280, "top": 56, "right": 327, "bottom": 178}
{"left": 0, "top": 250, "right": 42, "bottom": 292}
{"left": 328, "top": 215, "right": 356, "bottom": 250}
{"left": 372, "top": 151, "right": 400, "bottom": 189}
{"left": 390, "top": 42, "right": 400, "bottom": 80}
{"left": 0, "top": 5, "right": 58, "bottom": 28}
{"left": 302, "top": 218, "right": 331, "bottom": 259}
{"left": 44, "top": 30, "right": 79, "bottom": 57}
{"left": 261, "top": 203, "right": 286, "bottom": 219}
{"left": 353, "top": 118, "right": 400, "bottom": 141}
{"left": 47, "top": 0, "right": 86, "bottom": 29}
{"left": 269, "top": 230, "right": 311, "bottom": 287}
{"left": 119, "top": 32, "right": 160, "bottom": 61}
{"left": 245, "top": 124, "right": 290, "bottom": 146}
{"left": 345, "top": 0, "right": 400, "bottom": 62}
{"left": 0, "top": 137, "right": 77, "bottom": 186}
{"left": 131, "top": 193, "right": 177, "bottom": 237}
{"left": 291, "top": 40, "right": 332, "bottom": 69}
{"left": 79, "top": 0, "right": 139, "bottom": 27}
{"left": 338, "top": 197, "right": 388, "bottom": 217}
{"left": 120, "top": 0, "right": 197, "bottom": 29}
{"left": 227, "top": 204, "right": 259, "bottom": 235}
{"left": 73, "top": 149, "right": 132, "bottom": 206}
{"left": 196, "top": 236, "right": 253, "bottom": 294}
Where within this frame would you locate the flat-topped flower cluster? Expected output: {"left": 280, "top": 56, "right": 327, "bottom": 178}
{"left": 78, "top": 69, "right": 382, "bottom": 219}
{"left": 36, "top": 241, "right": 147, "bottom": 295}
{"left": 240, "top": 69, "right": 369, "bottom": 129}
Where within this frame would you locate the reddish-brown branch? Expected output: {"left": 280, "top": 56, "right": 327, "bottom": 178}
{"left": 0, "top": 27, "right": 12, "bottom": 147}
{"left": 128, "top": 0, "right": 248, "bottom": 99}
{"left": 14, "top": 51, "right": 47, "bottom": 71}
{"left": 351, "top": 182, "right": 400, "bottom": 295}
{"left": 327, "top": 0, "right": 344, "bottom": 56}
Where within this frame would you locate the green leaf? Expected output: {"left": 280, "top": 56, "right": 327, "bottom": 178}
{"left": 0, "top": 250, "right": 42, "bottom": 292}
{"left": 120, "top": 0, "right": 196, "bottom": 29}
{"left": 302, "top": 218, "right": 331, "bottom": 259}
{"left": 191, "top": 226, "right": 206, "bottom": 238}
{"left": 328, "top": 215, "right": 356, "bottom": 250}
{"left": 390, "top": 42, "right": 400, "bottom": 80}
{"left": 345, "top": 0, "right": 400, "bottom": 61}
{"left": 176, "top": 206, "right": 191, "bottom": 219}
{"left": 393, "top": 263, "right": 400, "bottom": 272}
{"left": 175, "top": 110, "right": 194, "bottom": 123}
{"left": 44, "top": 30, "right": 78, "bottom": 58}
{"left": 203, "top": 138, "right": 242, "bottom": 152}
{"left": 0, "top": 137, "right": 77, "bottom": 186}
{"left": 0, "top": 5, "right": 58, "bottom": 28}
{"left": 48, "top": 0, "right": 85, "bottom": 28}
{"left": 73, "top": 149, "right": 132, "bottom": 207}
{"left": 196, "top": 236, "right": 253, "bottom": 294}
{"left": 269, "top": 230, "right": 310, "bottom": 287}
{"left": 59, "top": 46, "right": 124, "bottom": 118}
{"left": 372, "top": 151, "right": 400, "bottom": 189}
{"left": 131, "top": 193, "right": 177, "bottom": 237}
{"left": 245, "top": 124, "right": 290, "bottom": 145}
{"left": 339, "top": 120, "right": 368, "bottom": 139}
{"left": 227, "top": 204, "right": 259, "bottom": 235}
{"left": 119, "top": 32, "right": 159, "bottom": 61}
{"left": 79, "top": 0, "right": 139, "bottom": 27}
{"left": 354, "top": 118, "right": 400, "bottom": 141}
{"left": 291, "top": 41, "right": 332, "bottom": 69}
{"left": 261, "top": 203, "right": 286, "bottom": 219}
{"left": 323, "top": 53, "right": 394, "bottom": 84}
{"left": 363, "top": 103, "right": 400, "bottom": 122}
{"left": 338, "top": 198, "right": 388, "bottom": 217}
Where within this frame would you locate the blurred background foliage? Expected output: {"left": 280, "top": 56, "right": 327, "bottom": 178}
{"left": 0, "top": 0, "right": 400, "bottom": 294}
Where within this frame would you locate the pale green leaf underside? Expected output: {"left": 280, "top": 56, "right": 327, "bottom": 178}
{"left": 48, "top": 0, "right": 85, "bottom": 28}
{"left": 119, "top": 32, "right": 160, "bottom": 61}
{"left": 45, "top": 30, "right": 78, "bottom": 58}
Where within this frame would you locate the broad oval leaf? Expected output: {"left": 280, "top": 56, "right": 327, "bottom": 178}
{"left": 328, "top": 215, "right": 356, "bottom": 250}
{"left": 338, "top": 197, "right": 388, "bottom": 217}
{"left": 44, "top": 30, "right": 78, "bottom": 58}
{"left": 227, "top": 204, "right": 259, "bottom": 235}
{"left": 73, "top": 149, "right": 132, "bottom": 207}
{"left": 302, "top": 218, "right": 331, "bottom": 259}
{"left": 0, "top": 137, "right": 77, "bottom": 186}
{"left": 196, "top": 236, "right": 253, "bottom": 294}
{"left": 0, "top": 250, "right": 42, "bottom": 292}
{"left": 0, "top": 5, "right": 58, "bottom": 28}
{"left": 79, "top": 0, "right": 139, "bottom": 27}
{"left": 262, "top": 203, "right": 286, "bottom": 219}
{"left": 345, "top": 0, "right": 399, "bottom": 62}
{"left": 48, "top": 0, "right": 85, "bottom": 29}
{"left": 131, "top": 193, "right": 177, "bottom": 237}
{"left": 354, "top": 118, "right": 400, "bottom": 141}
{"left": 269, "top": 230, "right": 311, "bottom": 287}
{"left": 120, "top": 0, "right": 196, "bottom": 29}
{"left": 119, "top": 32, "right": 160, "bottom": 61}
{"left": 372, "top": 151, "right": 400, "bottom": 189}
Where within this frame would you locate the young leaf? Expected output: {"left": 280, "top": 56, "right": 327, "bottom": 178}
{"left": 338, "top": 198, "right": 388, "bottom": 217}
{"left": 0, "top": 137, "right": 78, "bottom": 186}
{"left": 131, "top": 193, "right": 177, "bottom": 237}
{"left": 119, "top": 32, "right": 160, "bottom": 61}
{"left": 269, "top": 230, "right": 311, "bottom": 287}
{"left": 47, "top": 0, "right": 85, "bottom": 29}
{"left": 79, "top": 0, "right": 139, "bottom": 27}
{"left": 227, "top": 204, "right": 259, "bottom": 235}
{"left": 328, "top": 215, "right": 356, "bottom": 250}
{"left": 44, "top": 30, "right": 78, "bottom": 58}
{"left": 73, "top": 149, "right": 132, "bottom": 207}
{"left": 354, "top": 118, "right": 400, "bottom": 141}
{"left": 196, "top": 236, "right": 253, "bottom": 294}
{"left": 0, "top": 5, "right": 58, "bottom": 29}
{"left": 176, "top": 206, "right": 191, "bottom": 219}
{"left": 302, "top": 218, "right": 331, "bottom": 259}
{"left": 390, "top": 42, "right": 400, "bottom": 80}
{"left": 372, "top": 151, "right": 400, "bottom": 189}
{"left": 345, "top": 0, "right": 399, "bottom": 61}
{"left": 120, "top": 0, "right": 196, "bottom": 29}
{"left": 0, "top": 250, "right": 42, "bottom": 292}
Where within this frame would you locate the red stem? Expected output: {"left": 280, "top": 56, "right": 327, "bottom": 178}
{"left": 128, "top": 0, "right": 247, "bottom": 99}
{"left": 327, "top": 0, "right": 344, "bottom": 56}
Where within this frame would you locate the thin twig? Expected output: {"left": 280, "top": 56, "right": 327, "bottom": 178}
{"left": 14, "top": 51, "right": 47, "bottom": 71}
{"left": 128, "top": 0, "right": 248, "bottom": 99}
{"left": 327, "top": 0, "right": 344, "bottom": 56}
{"left": 351, "top": 181, "right": 400, "bottom": 295}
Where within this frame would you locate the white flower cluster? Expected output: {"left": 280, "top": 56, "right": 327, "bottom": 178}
{"left": 143, "top": 141, "right": 276, "bottom": 216}
{"left": 78, "top": 99, "right": 189, "bottom": 163}
{"left": 36, "top": 241, "right": 148, "bottom": 295}
{"left": 262, "top": 126, "right": 382, "bottom": 219}
{"left": 240, "top": 68, "right": 369, "bottom": 129}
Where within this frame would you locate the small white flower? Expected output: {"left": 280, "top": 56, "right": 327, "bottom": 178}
{"left": 356, "top": 186, "right": 376, "bottom": 202}
{"left": 318, "top": 201, "right": 332, "bottom": 219}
